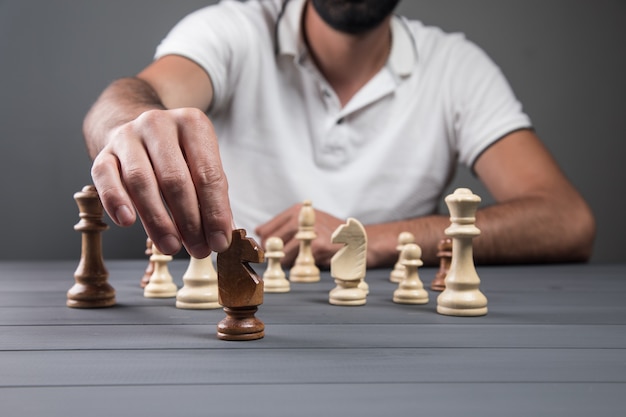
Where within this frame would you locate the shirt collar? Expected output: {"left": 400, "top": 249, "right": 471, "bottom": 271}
{"left": 276, "top": 0, "right": 417, "bottom": 77}
{"left": 275, "top": 0, "right": 306, "bottom": 58}
{"left": 388, "top": 16, "right": 417, "bottom": 77}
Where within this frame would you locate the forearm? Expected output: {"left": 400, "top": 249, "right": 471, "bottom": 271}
{"left": 83, "top": 77, "right": 164, "bottom": 159}
{"left": 365, "top": 214, "right": 451, "bottom": 268}
{"left": 472, "top": 194, "right": 594, "bottom": 264}
{"left": 366, "top": 192, "right": 595, "bottom": 268}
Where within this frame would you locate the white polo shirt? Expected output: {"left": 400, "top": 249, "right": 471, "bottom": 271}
{"left": 155, "top": 0, "right": 532, "bottom": 234}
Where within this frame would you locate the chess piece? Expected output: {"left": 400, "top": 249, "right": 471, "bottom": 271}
{"left": 143, "top": 244, "right": 178, "bottom": 298}
{"left": 390, "top": 231, "right": 415, "bottom": 283}
{"left": 431, "top": 237, "right": 452, "bottom": 291}
{"left": 140, "top": 237, "right": 154, "bottom": 288}
{"left": 263, "top": 237, "right": 290, "bottom": 293}
{"left": 67, "top": 185, "right": 116, "bottom": 308}
{"left": 393, "top": 243, "right": 429, "bottom": 304}
{"left": 217, "top": 229, "right": 265, "bottom": 341}
{"left": 176, "top": 255, "right": 220, "bottom": 309}
{"left": 329, "top": 218, "right": 368, "bottom": 306}
{"left": 437, "top": 188, "right": 488, "bottom": 316}
{"left": 289, "top": 200, "right": 321, "bottom": 282}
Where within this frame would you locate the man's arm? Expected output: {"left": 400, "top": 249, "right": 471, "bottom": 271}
{"left": 368, "top": 129, "right": 595, "bottom": 266}
{"left": 83, "top": 55, "right": 233, "bottom": 258}
{"left": 471, "top": 128, "right": 596, "bottom": 263}
{"left": 257, "top": 129, "right": 596, "bottom": 268}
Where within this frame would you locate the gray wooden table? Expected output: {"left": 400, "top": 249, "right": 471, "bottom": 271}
{"left": 1, "top": 260, "right": 625, "bottom": 416}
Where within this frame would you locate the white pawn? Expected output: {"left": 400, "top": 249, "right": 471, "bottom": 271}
{"left": 437, "top": 188, "right": 488, "bottom": 316}
{"left": 144, "top": 244, "right": 177, "bottom": 298}
{"left": 289, "top": 200, "right": 321, "bottom": 283}
{"left": 263, "top": 237, "right": 290, "bottom": 293}
{"left": 176, "top": 255, "right": 220, "bottom": 309}
{"left": 329, "top": 218, "right": 368, "bottom": 306}
{"left": 393, "top": 243, "right": 429, "bottom": 304}
{"left": 390, "top": 231, "right": 415, "bottom": 283}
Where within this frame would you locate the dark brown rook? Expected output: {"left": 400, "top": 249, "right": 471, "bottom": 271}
{"left": 431, "top": 237, "right": 452, "bottom": 292}
{"left": 216, "top": 229, "right": 265, "bottom": 340}
{"left": 67, "top": 185, "right": 115, "bottom": 308}
{"left": 140, "top": 237, "right": 154, "bottom": 288}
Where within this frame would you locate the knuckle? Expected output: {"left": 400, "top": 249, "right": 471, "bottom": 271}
{"left": 114, "top": 121, "right": 137, "bottom": 139}
{"left": 141, "top": 213, "right": 174, "bottom": 234}
{"left": 108, "top": 122, "right": 142, "bottom": 152}
{"left": 200, "top": 202, "right": 232, "bottom": 230}
{"left": 203, "top": 206, "right": 229, "bottom": 225}
{"left": 177, "top": 107, "right": 211, "bottom": 127}
{"left": 195, "top": 163, "right": 228, "bottom": 190}
{"left": 133, "top": 110, "right": 174, "bottom": 141}
{"left": 90, "top": 154, "right": 112, "bottom": 179}
{"left": 136, "top": 109, "right": 164, "bottom": 127}
{"left": 177, "top": 218, "right": 202, "bottom": 237}
{"left": 159, "top": 169, "right": 189, "bottom": 196}
{"left": 95, "top": 184, "right": 120, "bottom": 204}
{"left": 122, "top": 166, "right": 153, "bottom": 190}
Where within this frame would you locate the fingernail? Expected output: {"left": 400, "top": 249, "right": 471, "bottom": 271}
{"left": 209, "top": 232, "right": 230, "bottom": 253}
{"left": 114, "top": 205, "right": 134, "bottom": 225}
{"left": 158, "top": 234, "right": 180, "bottom": 254}
{"left": 188, "top": 243, "right": 211, "bottom": 260}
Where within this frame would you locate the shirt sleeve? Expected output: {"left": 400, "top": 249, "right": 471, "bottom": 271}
{"left": 153, "top": 2, "right": 252, "bottom": 111}
{"left": 447, "top": 37, "right": 533, "bottom": 168}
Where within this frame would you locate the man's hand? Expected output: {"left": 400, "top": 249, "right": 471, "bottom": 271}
{"left": 90, "top": 107, "right": 233, "bottom": 259}
{"left": 256, "top": 203, "right": 344, "bottom": 269}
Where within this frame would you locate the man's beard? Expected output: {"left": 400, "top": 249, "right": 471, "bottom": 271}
{"left": 311, "top": 0, "right": 401, "bottom": 35}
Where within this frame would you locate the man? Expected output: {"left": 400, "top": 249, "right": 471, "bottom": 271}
{"left": 83, "top": 0, "right": 595, "bottom": 268}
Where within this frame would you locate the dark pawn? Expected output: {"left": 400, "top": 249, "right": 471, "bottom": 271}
{"left": 431, "top": 237, "right": 452, "bottom": 292}
{"left": 67, "top": 185, "right": 115, "bottom": 308}
{"left": 217, "top": 229, "right": 265, "bottom": 341}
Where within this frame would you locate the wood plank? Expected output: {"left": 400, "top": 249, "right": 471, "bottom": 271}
{"left": 2, "top": 261, "right": 625, "bottom": 293}
{"left": 2, "top": 348, "right": 625, "bottom": 386}
{"left": 2, "top": 288, "right": 626, "bottom": 326}
{"left": 4, "top": 282, "right": 626, "bottom": 308}
{"left": 0, "top": 383, "right": 625, "bottom": 417}
{"left": 2, "top": 324, "right": 626, "bottom": 350}
{"left": 2, "top": 261, "right": 626, "bottom": 417}
{"left": 0, "top": 383, "right": 624, "bottom": 417}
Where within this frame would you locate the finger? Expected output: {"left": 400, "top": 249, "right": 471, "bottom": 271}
{"left": 177, "top": 108, "right": 233, "bottom": 253}
{"left": 114, "top": 124, "right": 182, "bottom": 255}
{"left": 256, "top": 203, "right": 301, "bottom": 243}
{"left": 310, "top": 238, "right": 340, "bottom": 269}
{"left": 91, "top": 152, "right": 136, "bottom": 227}
{"left": 139, "top": 110, "right": 208, "bottom": 258}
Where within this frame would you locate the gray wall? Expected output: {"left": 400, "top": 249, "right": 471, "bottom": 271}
{"left": 0, "top": 0, "right": 624, "bottom": 262}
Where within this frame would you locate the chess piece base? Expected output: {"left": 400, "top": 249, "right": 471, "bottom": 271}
{"left": 329, "top": 284, "right": 367, "bottom": 306}
{"left": 437, "top": 283, "right": 488, "bottom": 316}
{"left": 430, "top": 276, "right": 446, "bottom": 292}
{"left": 176, "top": 285, "right": 219, "bottom": 309}
{"left": 144, "top": 284, "right": 178, "bottom": 298}
{"left": 289, "top": 266, "right": 320, "bottom": 283}
{"left": 264, "top": 283, "right": 290, "bottom": 293}
{"left": 393, "top": 290, "right": 429, "bottom": 305}
{"left": 390, "top": 270, "right": 404, "bottom": 283}
{"left": 437, "top": 305, "right": 488, "bottom": 317}
{"left": 217, "top": 306, "right": 265, "bottom": 341}
{"left": 176, "top": 300, "right": 221, "bottom": 309}
{"left": 66, "top": 283, "right": 115, "bottom": 308}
